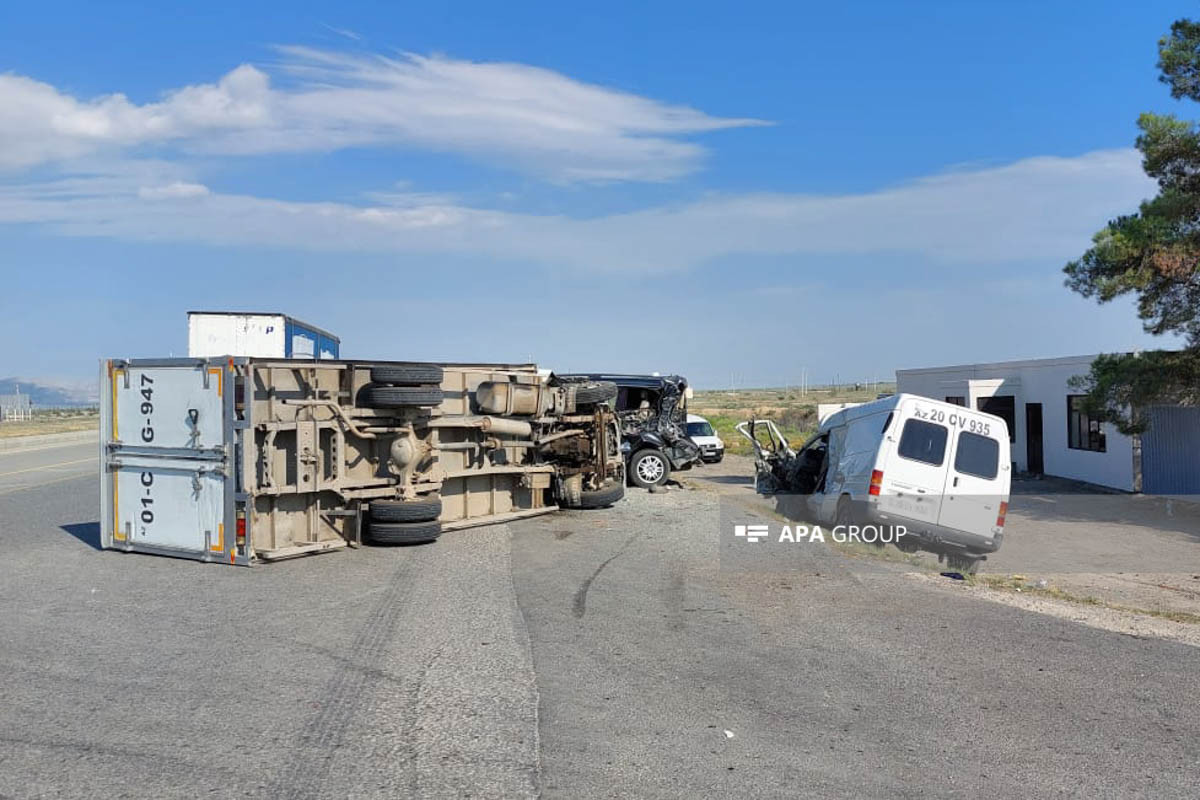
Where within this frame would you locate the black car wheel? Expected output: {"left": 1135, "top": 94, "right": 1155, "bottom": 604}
{"left": 630, "top": 449, "right": 670, "bottom": 489}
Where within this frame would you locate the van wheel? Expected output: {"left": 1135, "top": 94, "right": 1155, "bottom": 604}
{"left": 947, "top": 554, "right": 980, "bottom": 574}
{"left": 630, "top": 449, "right": 670, "bottom": 488}
{"left": 835, "top": 496, "right": 855, "bottom": 528}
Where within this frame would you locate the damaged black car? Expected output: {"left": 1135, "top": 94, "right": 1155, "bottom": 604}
{"left": 558, "top": 374, "right": 702, "bottom": 488}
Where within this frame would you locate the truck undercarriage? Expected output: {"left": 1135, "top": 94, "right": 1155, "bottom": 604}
{"left": 100, "top": 358, "right": 624, "bottom": 564}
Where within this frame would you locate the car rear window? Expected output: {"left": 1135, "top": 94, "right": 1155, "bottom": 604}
{"left": 897, "top": 419, "right": 947, "bottom": 466}
{"left": 954, "top": 431, "right": 999, "bottom": 479}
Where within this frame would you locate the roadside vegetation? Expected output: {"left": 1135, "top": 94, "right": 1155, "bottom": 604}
{"left": 0, "top": 408, "right": 99, "bottom": 438}
{"left": 973, "top": 574, "right": 1200, "bottom": 625}
{"left": 691, "top": 384, "right": 895, "bottom": 455}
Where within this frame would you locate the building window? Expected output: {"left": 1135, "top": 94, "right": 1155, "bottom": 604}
{"left": 975, "top": 395, "right": 1015, "bottom": 442}
{"left": 1067, "top": 395, "right": 1106, "bottom": 452}
{"left": 945, "top": 396, "right": 966, "bottom": 406}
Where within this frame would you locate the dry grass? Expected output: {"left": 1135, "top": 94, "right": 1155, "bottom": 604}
{"left": 691, "top": 384, "right": 895, "bottom": 455}
{"left": 974, "top": 574, "right": 1200, "bottom": 625}
{"left": 0, "top": 411, "right": 99, "bottom": 439}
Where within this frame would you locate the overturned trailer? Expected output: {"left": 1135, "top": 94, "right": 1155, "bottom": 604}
{"left": 99, "top": 358, "right": 624, "bottom": 565}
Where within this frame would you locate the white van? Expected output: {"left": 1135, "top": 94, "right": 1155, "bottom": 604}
{"left": 686, "top": 414, "right": 725, "bottom": 463}
{"left": 744, "top": 393, "right": 1010, "bottom": 571}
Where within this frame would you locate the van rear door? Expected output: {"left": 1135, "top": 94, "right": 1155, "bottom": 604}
{"left": 938, "top": 417, "right": 1008, "bottom": 538}
{"left": 874, "top": 401, "right": 950, "bottom": 526}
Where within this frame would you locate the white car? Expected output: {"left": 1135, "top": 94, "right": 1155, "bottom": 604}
{"left": 686, "top": 414, "right": 725, "bottom": 463}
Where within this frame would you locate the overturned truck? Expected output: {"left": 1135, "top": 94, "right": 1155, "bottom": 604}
{"left": 99, "top": 358, "right": 624, "bottom": 565}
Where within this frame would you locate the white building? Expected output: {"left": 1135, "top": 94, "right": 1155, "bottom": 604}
{"left": 896, "top": 354, "right": 1200, "bottom": 493}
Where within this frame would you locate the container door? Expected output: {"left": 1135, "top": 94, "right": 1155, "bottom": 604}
{"left": 111, "top": 458, "right": 227, "bottom": 553}
{"left": 102, "top": 360, "right": 239, "bottom": 563}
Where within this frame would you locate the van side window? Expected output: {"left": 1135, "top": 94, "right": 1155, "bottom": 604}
{"left": 954, "top": 431, "right": 999, "bottom": 479}
{"left": 881, "top": 412, "right": 894, "bottom": 434}
{"left": 897, "top": 419, "right": 947, "bottom": 466}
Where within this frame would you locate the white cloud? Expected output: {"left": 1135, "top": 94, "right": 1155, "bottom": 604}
{"left": 0, "top": 149, "right": 1155, "bottom": 271}
{"left": 0, "top": 47, "right": 764, "bottom": 182}
{"left": 137, "top": 181, "right": 210, "bottom": 200}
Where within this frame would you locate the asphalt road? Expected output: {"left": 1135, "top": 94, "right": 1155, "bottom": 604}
{"left": 0, "top": 440, "right": 96, "bottom": 496}
{"left": 1, "top": 445, "right": 1198, "bottom": 798}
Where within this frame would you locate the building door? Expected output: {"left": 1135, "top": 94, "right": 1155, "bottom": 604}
{"left": 1025, "top": 403, "right": 1044, "bottom": 475}
{"left": 1142, "top": 406, "right": 1200, "bottom": 494}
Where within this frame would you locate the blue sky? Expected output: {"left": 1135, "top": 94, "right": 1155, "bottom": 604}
{"left": 0, "top": 1, "right": 1189, "bottom": 389}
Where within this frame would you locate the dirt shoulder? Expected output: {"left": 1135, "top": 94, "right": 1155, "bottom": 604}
{"left": 680, "top": 455, "right": 1200, "bottom": 647}
{"left": 0, "top": 414, "right": 99, "bottom": 439}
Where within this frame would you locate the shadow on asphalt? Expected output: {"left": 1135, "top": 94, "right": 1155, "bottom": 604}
{"left": 697, "top": 474, "right": 754, "bottom": 485}
{"left": 60, "top": 522, "right": 101, "bottom": 550}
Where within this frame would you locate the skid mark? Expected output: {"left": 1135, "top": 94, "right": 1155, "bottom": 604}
{"left": 573, "top": 533, "right": 638, "bottom": 619}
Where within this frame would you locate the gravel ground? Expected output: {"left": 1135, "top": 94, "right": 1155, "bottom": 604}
{"left": 687, "top": 455, "right": 1200, "bottom": 635}
{"left": 2, "top": 448, "right": 1199, "bottom": 798}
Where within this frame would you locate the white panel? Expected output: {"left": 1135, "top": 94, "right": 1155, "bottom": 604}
{"left": 188, "top": 314, "right": 286, "bottom": 357}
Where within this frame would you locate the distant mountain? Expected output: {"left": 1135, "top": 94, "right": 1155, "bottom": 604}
{"left": 0, "top": 378, "right": 98, "bottom": 407}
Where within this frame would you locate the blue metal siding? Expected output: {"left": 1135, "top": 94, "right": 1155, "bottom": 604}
{"left": 1141, "top": 406, "right": 1200, "bottom": 494}
{"left": 317, "top": 334, "right": 339, "bottom": 359}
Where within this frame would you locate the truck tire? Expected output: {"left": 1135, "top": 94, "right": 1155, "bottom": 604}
{"left": 630, "top": 449, "right": 670, "bottom": 489}
{"left": 360, "top": 385, "right": 444, "bottom": 408}
{"left": 577, "top": 479, "right": 625, "bottom": 509}
{"left": 366, "top": 520, "right": 442, "bottom": 545}
{"left": 369, "top": 364, "right": 444, "bottom": 386}
{"left": 371, "top": 496, "right": 442, "bottom": 523}
{"left": 572, "top": 381, "right": 618, "bottom": 407}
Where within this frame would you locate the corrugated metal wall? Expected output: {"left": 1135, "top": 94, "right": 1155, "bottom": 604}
{"left": 1142, "top": 406, "right": 1200, "bottom": 494}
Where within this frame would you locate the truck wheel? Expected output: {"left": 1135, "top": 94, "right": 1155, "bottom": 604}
{"left": 577, "top": 479, "right": 625, "bottom": 509}
{"left": 371, "top": 496, "right": 442, "bottom": 523}
{"left": 360, "top": 385, "right": 444, "bottom": 408}
{"left": 369, "top": 364, "right": 444, "bottom": 386}
{"left": 571, "top": 381, "right": 618, "bottom": 407}
{"left": 630, "top": 449, "right": 670, "bottom": 489}
{"left": 366, "top": 520, "right": 442, "bottom": 545}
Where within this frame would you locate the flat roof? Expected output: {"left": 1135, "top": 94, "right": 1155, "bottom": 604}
{"left": 895, "top": 352, "right": 1139, "bottom": 375}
